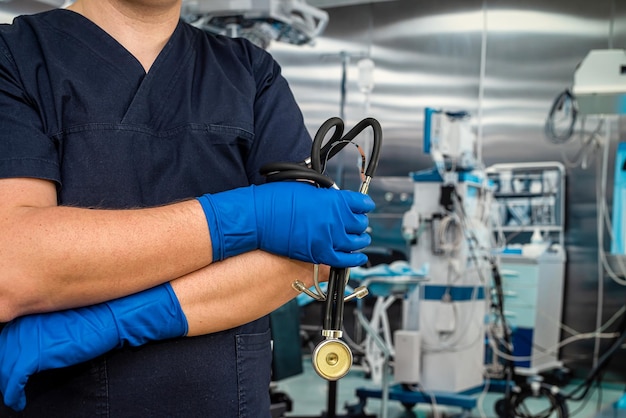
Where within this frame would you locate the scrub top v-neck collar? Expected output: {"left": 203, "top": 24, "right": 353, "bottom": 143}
{"left": 48, "top": 9, "right": 196, "bottom": 127}
{"left": 51, "top": 9, "right": 188, "bottom": 81}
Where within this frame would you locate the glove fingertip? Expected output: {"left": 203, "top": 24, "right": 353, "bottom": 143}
{"left": 358, "top": 213, "right": 370, "bottom": 232}
{"left": 4, "top": 387, "right": 26, "bottom": 412}
{"left": 343, "top": 191, "right": 375, "bottom": 213}
{"left": 334, "top": 251, "right": 369, "bottom": 269}
{"left": 356, "top": 252, "right": 368, "bottom": 267}
{"left": 17, "top": 395, "right": 26, "bottom": 412}
{"left": 351, "top": 233, "right": 372, "bottom": 250}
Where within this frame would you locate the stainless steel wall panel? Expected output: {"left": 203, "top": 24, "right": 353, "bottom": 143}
{"left": 1, "top": 0, "right": 622, "bottom": 382}
{"left": 616, "top": 2, "right": 626, "bottom": 48}
{"left": 269, "top": 0, "right": 626, "bottom": 379}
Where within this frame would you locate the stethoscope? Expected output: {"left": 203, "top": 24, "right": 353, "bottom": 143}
{"left": 261, "top": 116, "right": 382, "bottom": 381}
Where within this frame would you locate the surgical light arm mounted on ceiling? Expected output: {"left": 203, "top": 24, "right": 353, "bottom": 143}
{"left": 181, "top": 0, "right": 329, "bottom": 49}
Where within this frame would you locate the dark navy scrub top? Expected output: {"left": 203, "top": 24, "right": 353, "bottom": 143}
{"left": 0, "top": 9, "right": 311, "bottom": 418}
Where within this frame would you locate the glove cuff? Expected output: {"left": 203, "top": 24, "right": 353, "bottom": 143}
{"left": 197, "top": 187, "right": 258, "bottom": 261}
{"left": 109, "top": 283, "right": 188, "bottom": 347}
{"left": 197, "top": 194, "right": 224, "bottom": 261}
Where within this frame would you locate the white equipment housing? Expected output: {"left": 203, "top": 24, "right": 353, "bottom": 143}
{"left": 401, "top": 170, "right": 493, "bottom": 392}
{"left": 397, "top": 109, "right": 493, "bottom": 393}
{"left": 498, "top": 243, "right": 566, "bottom": 376}
{"left": 423, "top": 108, "right": 477, "bottom": 171}
{"left": 573, "top": 49, "right": 626, "bottom": 115}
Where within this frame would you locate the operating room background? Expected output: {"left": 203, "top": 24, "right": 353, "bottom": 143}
{"left": 1, "top": 0, "right": 625, "bottom": 386}
{"left": 266, "top": 0, "right": 626, "bottom": 382}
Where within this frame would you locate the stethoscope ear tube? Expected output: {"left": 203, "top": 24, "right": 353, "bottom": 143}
{"left": 310, "top": 117, "right": 382, "bottom": 180}
{"left": 326, "top": 117, "right": 382, "bottom": 178}
{"left": 311, "top": 117, "right": 344, "bottom": 174}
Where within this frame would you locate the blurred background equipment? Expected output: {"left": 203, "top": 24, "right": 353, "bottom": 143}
{"left": 180, "top": 0, "right": 329, "bottom": 49}
{"left": 486, "top": 162, "right": 567, "bottom": 377}
{"left": 400, "top": 107, "right": 493, "bottom": 393}
{"left": 1, "top": 0, "right": 626, "bottom": 416}
{"left": 572, "top": 49, "right": 626, "bottom": 116}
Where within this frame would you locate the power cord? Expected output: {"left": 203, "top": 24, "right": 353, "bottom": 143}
{"left": 544, "top": 89, "right": 578, "bottom": 144}
{"left": 491, "top": 276, "right": 626, "bottom": 417}
{"left": 561, "top": 312, "right": 626, "bottom": 403}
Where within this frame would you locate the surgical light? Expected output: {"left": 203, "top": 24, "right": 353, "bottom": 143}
{"left": 181, "top": 0, "right": 329, "bottom": 49}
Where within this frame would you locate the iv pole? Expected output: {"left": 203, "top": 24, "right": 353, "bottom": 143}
{"left": 325, "top": 50, "right": 369, "bottom": 190}
{"left": 291, "top": 51, "right": 376, "bottom": 418}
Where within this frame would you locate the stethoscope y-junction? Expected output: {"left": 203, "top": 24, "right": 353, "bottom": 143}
{"left": 261, "top": 116, "right": 382, "bottom": 381}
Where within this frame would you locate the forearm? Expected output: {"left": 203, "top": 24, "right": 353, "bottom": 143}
{"left": 0, "top": 196, "right": 212, "bottom": 321}
{"left": 172, "top": 250, "right": 322, "bottom": 336}
{"left": 0, "top": 250, "right": 327, "bottom": 412}
{"left": 0, "top": 176, "right": 372, "bottom": 322}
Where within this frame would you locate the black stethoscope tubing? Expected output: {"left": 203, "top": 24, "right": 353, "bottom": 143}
{"left": 260, "top": 117, "right": 382, "bottom": 336}
{"left": 261, "top": 117, "right": 382, "bottom": 190}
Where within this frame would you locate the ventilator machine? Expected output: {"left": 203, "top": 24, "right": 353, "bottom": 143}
{"left": 399, "top": 108, "right": 493, "bottom": 392}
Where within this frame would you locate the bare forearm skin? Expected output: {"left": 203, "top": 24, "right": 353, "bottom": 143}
{"left": 173, "top": 251, "right": 326, "bottom": 336}
{"left": 0, "top": 178, "right": 212, "bottom": 321}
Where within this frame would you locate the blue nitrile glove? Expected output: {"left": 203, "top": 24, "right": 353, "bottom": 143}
{"left": 197, "top": 181, "right": 375, "bottom": 267}
{"left": 0, "top": 283, "right": 187, "bottom": 412}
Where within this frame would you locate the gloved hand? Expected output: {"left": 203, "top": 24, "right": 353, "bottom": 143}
{"left": 197, "top": 181, "right": 375, "bottom": 267}
{"left": 0, "top": 283, "right": 187, "bottom": 412}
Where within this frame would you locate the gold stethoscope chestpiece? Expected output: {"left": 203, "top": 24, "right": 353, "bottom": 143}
{"left": 311, "top": 338, "right": 353, "bottom": 381}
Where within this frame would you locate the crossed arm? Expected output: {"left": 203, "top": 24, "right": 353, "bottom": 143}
{"left": 0, "top": 176, "right": 343, "bottom": 411}
{"left": 0, "top": 177, "right": 329, "bottom": 334}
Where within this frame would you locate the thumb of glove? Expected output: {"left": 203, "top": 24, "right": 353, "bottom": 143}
{"left": 0, "top": 322, "right": 35, "bottom": 412}
{"left": 2, "top": 372, "right": 28, "bottom": 412}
